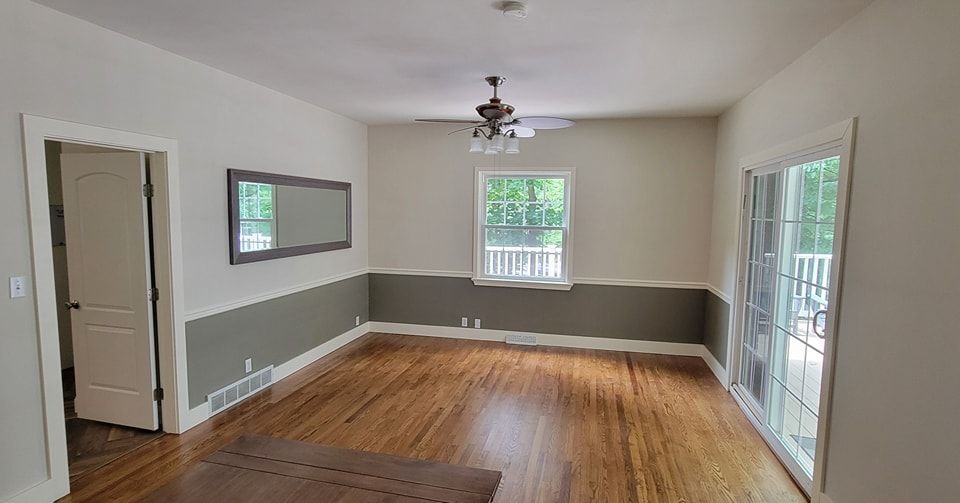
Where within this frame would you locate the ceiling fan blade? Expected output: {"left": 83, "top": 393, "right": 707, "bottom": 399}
{"left": 513, "top": 117, "right": 575, "bottom": 129}
{"left": 447, "top": 125, "right": 480, "bottom": 135}
{"left": 415, "top": 119, "right": 484, "bottom": 124}
{"left": 504, "top": 125, "right": 536, "bottom": 138}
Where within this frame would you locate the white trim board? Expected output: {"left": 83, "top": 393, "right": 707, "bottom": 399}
{"left": 817, "top": 493, "right": 836, "bottom": 503}
{"left": 182, "top": 267, "right": 724, "bottom": 330}
{"left": 178, "top": 321, "right": 730, "bottom": 437}
{"left": 368, "top": 322, "right": 728, "bottom": 385}
{"left": 574, "top": 277, "right": 707, "bottom": 289}
{"left": 700, "top": 346, "right": 729, "bottom": 389}
{"left": 19, "top": 115, "right": 188, "bottom": 502}
{"left": 728, "top": 118, "right": 857, "bottom": 497}
{"left": 705, "top": 283, "right": 733, "bottom": 304}
{"left": 184, "top": 268, "right": 368, "bottom": 321}
{"left": 367, "top": 267, "right": 473, "bottom": 278}
{"left": 179, "top": 322, "right": 370, "bottom": 432}
{"left": 369, "top": 267, "right": 711, "bottom": 291}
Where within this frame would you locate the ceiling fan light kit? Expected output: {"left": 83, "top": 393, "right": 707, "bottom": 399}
{"left": 415, "top": 76, "right": 575, "bottom": 155}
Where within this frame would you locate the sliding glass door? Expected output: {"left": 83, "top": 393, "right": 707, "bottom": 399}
{"left": 735, "top": 151, "right": 841, "bottom": 489}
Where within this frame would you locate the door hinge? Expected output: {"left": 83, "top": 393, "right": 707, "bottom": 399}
{"left": 142, "top": 183, "right": 154, "bottom": 198}
{"left": 147, "top": 287, "right": 159, "bottom": 302}
{"left": 154, "top": 388, "right": 164, "bottom": 401}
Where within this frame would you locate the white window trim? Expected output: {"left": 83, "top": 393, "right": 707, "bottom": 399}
{"left": 238, "top": 181, "right": 278, "bottom": 251}
{"left": 472, "top": 167, "right": 576, "bottom": 290}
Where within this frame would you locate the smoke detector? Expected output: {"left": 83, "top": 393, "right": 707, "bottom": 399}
{"left": 501, "top": 1, "right": 528, "bottom": 19}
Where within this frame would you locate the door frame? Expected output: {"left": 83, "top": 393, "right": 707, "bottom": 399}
{"left": 18, "top": 114, "right": 189, "bottom": 502}
{"left": 726, "top": 118, "right": 856, "bottom": 501}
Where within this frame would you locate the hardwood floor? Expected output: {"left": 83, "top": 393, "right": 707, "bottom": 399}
{"left": 66, "top": 418, "right": 163, "bottom": 480}
{"left": 143, "top": 435, "right": 502, "bottom": 502}
{"left": 61, "top": 333, "right": 804, "bottom": 502}
{"left": 62, "top": 367, "right": 164, "bottom": 480}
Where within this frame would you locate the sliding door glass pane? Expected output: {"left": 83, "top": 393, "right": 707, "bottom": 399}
{"left": 766, "top": 155, "right": 839, "bottom": 479}
{"left": 740, "top": 171, "right": 780, "bottom": 409}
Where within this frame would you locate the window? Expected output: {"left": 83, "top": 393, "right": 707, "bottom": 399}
{"left": 238, "top": 181, "right": 275, "bottom": 251}
{"left": 474, "top": 169, "right": 574, "bottom": 289}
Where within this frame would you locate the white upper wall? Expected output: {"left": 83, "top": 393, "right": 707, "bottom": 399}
{"left": 369, "top": 119, "right": 717, "bottom": 283}
{"left": 707, "top": 0, "right": 960, "bottom": 501}
{"left": 0, "top": 0, "right": 367, "bottom": 498}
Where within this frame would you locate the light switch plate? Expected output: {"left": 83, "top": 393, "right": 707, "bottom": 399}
{"left": 9, "top": 276, "right": 26, "bottom": 298}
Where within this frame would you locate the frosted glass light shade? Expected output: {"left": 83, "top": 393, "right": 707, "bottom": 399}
{"left": 469, "top": 133, "right": 484, "bottom": 153}
{"left": 505, "top": 135, "right": 520, "bottom": 154}
{"left": 488, "top": 133, "right": 505, "bottom": 153}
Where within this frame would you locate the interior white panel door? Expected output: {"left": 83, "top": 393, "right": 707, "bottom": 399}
{"left": 61, "top": 152, "right": 158, "bottom": 430}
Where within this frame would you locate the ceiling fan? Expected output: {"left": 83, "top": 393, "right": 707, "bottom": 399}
{"left": 415, "top": 76, "right": 575, "bottom": 154}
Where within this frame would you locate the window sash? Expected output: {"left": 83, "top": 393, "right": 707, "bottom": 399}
{"left": 476, "top": 170, "right": 573, "bottom": 284}
{"left": 480, "top": 227, "right": 568, "bottom": 282}
{"left": 482, "top": 224, "right": 565, "bottom": 231}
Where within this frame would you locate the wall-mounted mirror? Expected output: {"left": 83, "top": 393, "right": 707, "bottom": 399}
{"left": 228, "top": 169, "right": 351, "bottom": 264}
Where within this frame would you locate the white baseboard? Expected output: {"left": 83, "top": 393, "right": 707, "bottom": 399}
{"left": 179, "top": 320, "right": 730, "bottom": 434}
{"left": 700, "top": 346, "right": 729, "bottom": 387}
{"left": 5, "top": 477, "right": 70, "bottom": 503}
{"left": 178, "top": 322, "right": 370, "bottom": 433}
{"left": 181, "top": 402, "right": 211, "bottom": 432}
{"left": 370, "top": 322, "right": 730, "bottom": 386}
{"left": 369, "top": 321, "right": 711, "bottom": 360}
{"left": 274, "top": 322, "right": 369, "bottom": 381}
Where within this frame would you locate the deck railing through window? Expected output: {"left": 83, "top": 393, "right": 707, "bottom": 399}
{"left": 240, "top": 233, "right": 272, "bottom": 252}
{"left": 482, "top": 249, "right": 832, "bottom": 292}
{"left": 792, "top": 253, "right": 832, "bottom": 317}
{"left": 484, "top": 246, "right": 563, "bottom": 279}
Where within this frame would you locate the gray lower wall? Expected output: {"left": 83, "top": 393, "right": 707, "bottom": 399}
{"left": 185, "top": 273, "right": 368, "bottom": 407}
{"left": 186, "top": 272, "right": 727, "bottom": 409}
{"left": 369, "top": 274, "right": 706, "bottom": 344}
{"left": 702, "top": 291, "right": 730, "bottom": 367}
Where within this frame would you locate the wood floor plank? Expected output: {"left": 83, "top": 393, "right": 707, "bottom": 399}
{"left": 219, "top": 434, "right": 501, "bottom": 495}
{"left": 142, "top": 461, "right": 432, "bottom": 503}
{"left": 205, "top": 449, "right": 495, "bottom": 503}
{"left": 60, "top": 333, "right": 804, "bottom": 502}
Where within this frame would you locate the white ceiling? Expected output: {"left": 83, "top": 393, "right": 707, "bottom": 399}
{"left": 34, "top": 0, "right": 872, "bottom": 124}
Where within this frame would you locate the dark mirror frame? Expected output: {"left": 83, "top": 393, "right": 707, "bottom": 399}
{"left": 228, "top": 168, "right": 351, "bottom": 265}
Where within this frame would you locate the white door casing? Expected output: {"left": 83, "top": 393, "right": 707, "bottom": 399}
{"left": 728, "top": 118, "right": 856, "bottom": 502}
{"left": 61, "top": 152, "right": 158, "bottom": 430}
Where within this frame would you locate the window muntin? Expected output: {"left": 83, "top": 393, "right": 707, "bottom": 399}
{"left": 476, "top": 171, "right": 572, "bottom": 284}
{"left": 238, "top": 181, "right": 275, "bottom": 251}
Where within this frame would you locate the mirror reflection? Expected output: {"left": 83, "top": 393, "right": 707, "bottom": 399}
{"left": 229, "top": 169, "right": 351, "bottom": 264}
{"left": 238, "top": 182, "right": 348, "bottom": 251}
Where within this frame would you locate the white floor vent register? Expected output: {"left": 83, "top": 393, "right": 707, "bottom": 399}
{"left": 208, "top": 365, "right": 274, "bottom": 415}
{"left": 505, "top": 334, "right": 538, "bottom": 346}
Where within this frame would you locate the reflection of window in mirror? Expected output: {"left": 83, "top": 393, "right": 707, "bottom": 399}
{"left": 238, "top": 181, "right": 276, "bottom": 251}
{"left": 229, "top": 169, "right": 351, "bottom": 264}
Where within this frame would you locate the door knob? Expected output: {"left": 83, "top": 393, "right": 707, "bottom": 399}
{"left": 812, "top": 309, "right": 827, "bottom": 338}
{"left": 64, "top": 300, "right": 80, "bottom": 310}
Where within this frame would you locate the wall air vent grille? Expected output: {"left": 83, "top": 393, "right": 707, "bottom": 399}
{"left": 207, "top": 365, "right": 274, "bottom": 416}
{"left": 505, "top": 334, "right": 538, "bottom": 346}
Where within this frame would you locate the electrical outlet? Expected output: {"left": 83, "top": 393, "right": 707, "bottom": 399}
{"left": 474, "top": 318, "right": 481, "bottom": 329}
{"left": 9, "top": 276, "right": 26, "bottom": 298}
{"left": 355, "top": 315, "right": 360, "bottom": 326}
{"left": 244, "top": 358, "right": 252, "bottom": 373}
{"left": 461, "top": 317, "right": 469, "bottom": 327}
